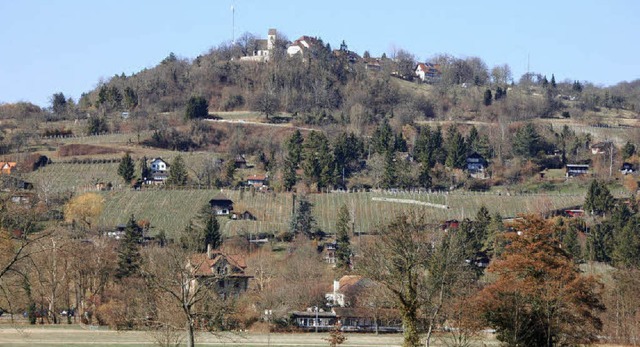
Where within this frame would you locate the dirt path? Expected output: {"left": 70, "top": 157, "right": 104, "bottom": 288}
{"left": 206, "top": 119, "right": 316, "bottom": 132}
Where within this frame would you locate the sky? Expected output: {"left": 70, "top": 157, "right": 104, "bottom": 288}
{"left": 1, "top": 0, "right": 639, "bottom": 107}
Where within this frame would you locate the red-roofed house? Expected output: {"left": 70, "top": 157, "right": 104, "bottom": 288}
{"left": 325, "top": 275, "right": 375, "bottom": 307}
{"left": 0, "top": 162, "right": 17, "bottom": 175}
{"left": 415, "top": 63, "right": 441, "bottom": 83}
{"left": 188, "top": 246, "right": 251, "bottom": 299}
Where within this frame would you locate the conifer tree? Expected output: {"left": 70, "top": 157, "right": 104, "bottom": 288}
{"left": 445, "top": 126, "right": 467, "bottom": 169}
{"left": 335, "top": 204, "right": 352, "bottom": 269}
{"left": 203, "top": 214, "right": 222, "bottom": 250}
{"left": 167, "top": 155, "right": 188, "bottom": 186}
{"left": 140, "top": 156, "right": 150, "bottom": 182}
{"left": 483, "top": 89, "right": 493, "bottom": 106}
{"left": 289, "top": 195, "right": 317, "bottom": 239}
{"left": 117, "top": 152, "right": 135, "bottom": 183}
{"left": 584, "top": 180, "right": 614, "bottom": 216}
{"left": 116, "top": 215, "right": 143, "bottom": 279}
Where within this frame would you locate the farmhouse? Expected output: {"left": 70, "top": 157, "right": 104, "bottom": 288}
{"left": 566, "top": 164, "right": 590, "bottom": 177}
{"left": 234, "top": 155, "right": 247, "bottom": 169}
{"left": 209, "top": 194, "right": 234, "bottom": 216}
{"left": 287, "top": 35, "right": 323, "bottom": 57}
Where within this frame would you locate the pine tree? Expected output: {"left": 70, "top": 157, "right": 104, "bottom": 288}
{"left": 483, "top": 89, "right": 493, "bottom": 106}
{"left": 140, "top": 156, "right": 150, "bottom": 182}
{"left": 418, "top": 164, "right": 432, "bottom": 189}
{"left": 445, "top": 126, "right": 467, "bottom": 169}
{"left": 117, "top": 152, "right": 135, "bottom": 184}
{"left": 282, "top": 157, "right": 298, "bottom": 191}
{"left": 381, "top": 150, "right": 396, "bottom": 189}
{"left": 115, "top": 215, "right": 143, "bottom": 279}
{"left": 289, "top": 195, "right": 317, "bottom": 239}
{"left": 167, "top": 155, "right": 188, "bottom": 186}
{"left": 204, "top": 214, "right": 222, "bottom": 250}
{"left": 584, "top": 180, "right": 614, "bottom": 216}
{"left": 550, "top": 74, "right": 557, "bottom": 88}
{"left": 512, "top": 123, "right": 543, "bottom": 158}
{"left": 286, "top": 130, "right": 304, "bottom": 167}
{"left": 335, "top": 205, "right": 352, "bottom": 269}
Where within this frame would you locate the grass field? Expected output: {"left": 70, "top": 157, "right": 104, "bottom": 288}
{"left": 0, "top": 325, "right": 500, "bottom": 347}
{"left": 96, "top": 189, "right": 585, "bottom": 239}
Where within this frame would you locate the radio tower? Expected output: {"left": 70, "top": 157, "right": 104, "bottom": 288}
{"left": 231, "top": 4, "right": 235, "bottom": 44}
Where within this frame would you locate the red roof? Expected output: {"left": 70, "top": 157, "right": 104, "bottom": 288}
{"left": 246, "top": 174, "right": 267, "bottom": 181}
{"left": 189, "top": 251, "right": 247, "bottom": 277}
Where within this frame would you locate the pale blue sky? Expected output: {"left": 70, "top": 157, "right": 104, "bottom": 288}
{"left": 1, "top": 0, "right": 639, "bottom": 107}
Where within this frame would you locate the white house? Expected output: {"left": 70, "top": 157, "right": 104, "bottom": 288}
{"left": 150, "top": 158, "right": 168, "bottom": 174}
{"left": 287, "top": 36, "right": 321, "bottom": 57}
{"left": 415, "top": 63, "right": 441, "bottom": 83}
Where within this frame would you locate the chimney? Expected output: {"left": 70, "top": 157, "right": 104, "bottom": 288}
{"left": 207, "top": 244, "right": 212, "bottom": 259}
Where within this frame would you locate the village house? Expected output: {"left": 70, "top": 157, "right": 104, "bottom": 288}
{"left": 239, "top": 28, "right": 277, "bottom": 62}
{"left": 326, "top": 275, "right": 374, "bottom": 308}
{"left": 189, "top": 246, "right": 251, "bottom": 299}
{"left": 0, "top": 162, "right": 17, "bottom": 175}
{"left": 287, "top": 35, "right": 323, "bottom": 57}
{"left": 590, "top": 141, "right": 612, "bottom": 155}
{"left": 414, "top": 62, "right": 441, "bottom": 83}
{"left": 234, "top": 154, "right": 247, "bottom": 169}
{"left": 246, "top": 174, "right": 268, "bottom": 188}
{"left": 149, "top": 157, "right": 169, "bottom": 183}
{"left": 566, "top": 164, "right": 590, "bottom": 177}
{"left": 466, "top": 152, "right": 488, "bottom": 178}
{"left": 209, "top": 194, "right": 234, "bottom": 216}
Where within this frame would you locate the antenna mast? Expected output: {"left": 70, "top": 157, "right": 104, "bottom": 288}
{"left": 231, "top": 4, "right": 235, "bottom": 44}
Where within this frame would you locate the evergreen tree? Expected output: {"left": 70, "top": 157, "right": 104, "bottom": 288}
{"left": 140, "top": 156, "right": 150, "bottom": 182}
{"left": 562, "top": 227, "right": 582, "bottom": 261}
{"left": 622, "top": 141, "right": 636, "bottom": 160}
{"left": 550, "top": 74, "right": 557, "bottom": 88}
{"left": 289, "top": 195, "right": 318, "bottom": 239}
{"left": 117, "top": 152, "right": 135, "bottom": 183}
{"left": 612, "top": 216, "right": 640, "bottom": 268}
{"left": 372, "top": 119, "right": 394, "bottom": 154}
{"left": 203, "top": 214, "right": 222, "bottom": 250}
{"left": 445, "top": 126, "right": 467, "bottom": 169}
{"left": 282, "top": 157, "right": 298, "bottom": 191}
{"left": 302, "top": 131, "right": 334, "bottom": 190}
{"left": 167, "top": 155, "right": 188, "bottom": 186}
{"left": 115, "top": 215, "right": 143, "bottom": 279}
{"left": 286, "top": 130, "right": 304, "bottom": 167}
{"left": 512, "top": 123, "right": 543, "bottom": 158}
{"left": 483, "top": 89, "right": 493, "bottom": 106}
{"left": 584, "top": 180, "right": 615, "bottom": 216}
{"left": 418, "top": 164, "right": 432, "bottom": 189}
{"left": 335, "top": 204, "right": 352, "bottom": 269}
{"left": 185, "top": 96, "right": 209, "bottom": 120}
{"left": 542, "top": 75, "right": 549, "bottom": 88}
{"left": 381, "top": 150, "right": 396, "bottom": 189}
{"left": 483, "top": 212, "right": 505, "bottom": 257}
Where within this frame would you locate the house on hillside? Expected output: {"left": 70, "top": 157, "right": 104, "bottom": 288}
{"left": 232, "top": 210, "right": 256, "bottom": 221}
{"left": 326, "top": 275, "right": 375, "bottom": 308}
{"left": 209, "top": 194, "right": 234, "bottom": 216}
{"left": 466, "top": 152, "right": 488, "bottom": 178}
{"left": 364, "top": 58, "right": 382, "bottom": 71}
{"left": 566, "top": 164, "right": 590, "bottom": 177}
{"left": 621, "top": 162, "right": 635, "bottom": 175}
{"left": 188, "top": 246, "right": 251, "bottom": 299}
{"left": 0, "top": 162, "right": 17, "bottom": 175}
{"left": 415, "top": 63, "right": 441, "bottom": 83}
{"left": 287, "top": 36, "right": 323, "bottom": 58}
{"left": 148, "top": 158, "right": 169, "bottom": 183}
{"left": 234, "top": 155, "right": 247, "bottom": 169}
{"left": 246, "top": 174, "right": 268, "bottom": 188}
{"left": 239, "top": 28, "right": 277, "bottom": 62}
{"left": 590, "top": 141, "right": 612, "bottom": 155}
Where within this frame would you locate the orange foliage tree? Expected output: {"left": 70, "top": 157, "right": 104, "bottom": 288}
{"left": 473, "top": 215, "right": 604, "bottom": 347}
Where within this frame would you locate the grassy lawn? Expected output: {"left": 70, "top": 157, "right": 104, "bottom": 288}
{"left": 0, "top": 325, "right": 504, "bottom": 346}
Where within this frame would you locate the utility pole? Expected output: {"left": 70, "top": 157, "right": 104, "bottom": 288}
{"left": 231, "top": 4, "right": 235, "bottom": 44}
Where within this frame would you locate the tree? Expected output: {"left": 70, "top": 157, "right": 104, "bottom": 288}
{"left": 550, "top": 74, "right": 557, "bottom": 88}
{"left": 358, "top": 213, "right": 441, "bottom": 347}
{"left": 286, "top": 130, "right": 304, "bottom": 166}
{"left": 256, "top": 90, "right": 279, "bottom": 119}
{"left": 64, "top": 193, "right": 104, "bottom": 230}
{"left": 167, "top": 155, "right": 188, "bottom": 186}
{"left": 115, "top": 215, "right": 144, "bottom": 279}
{"left": 584, "top": 180, "right": 615, "bottom": 216}
{"left": 123, "top": 86, "right": 138, "bottom": 110}
{"left": 335, "top": 205, "right": 351, "bottom": 270}
{"left": 140, "top": 156, "right": 151, "bottom": 182}
{"left": 51, "top": 92, "right": 67, "bottom": 115}
{"left": 203, "top": 213, "right": 222, "bottom": 250}
{"left": 289, "top": 195, "right": 318, "bottom": 239}
{"left": 143, "top": 245, "right": 228, "bottom": 347}
{"left": 483, "top": 89, "right": 492, "bottom": 106}
{"left": 473, "top": 216, "right": 604, "bottom": 347}
{"left": 512, "top": 123, "right": 543, "bottom": 158}
{"left": 445, "top": 126, "right": 467, "bottom": 169}
{"left": 622, "top": 141, "right": 636, "bottom": 160}
{"left": 87, "top": 116, "right": 109, "bottom": 135}
{"left": 117, "top": 152, "right": 135, "bottom": 184}
{"left": 184, "top": 96, "right": 209, "bottom": 120}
